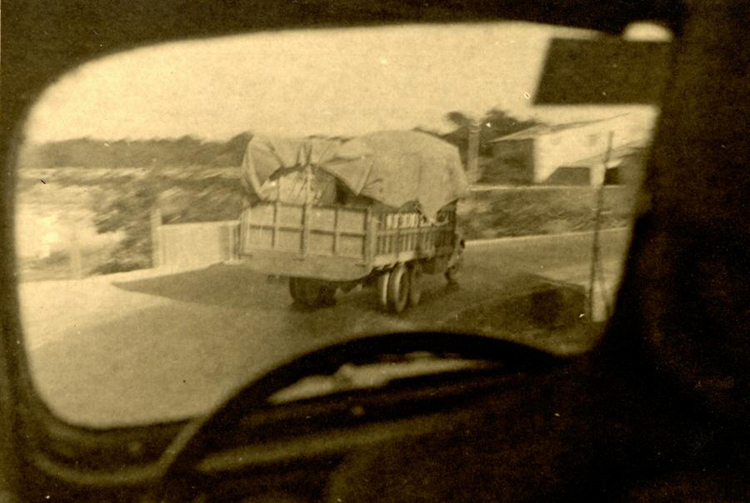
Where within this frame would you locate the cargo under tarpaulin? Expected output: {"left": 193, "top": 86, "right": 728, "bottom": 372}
{"left": 240, "top": 130, "right": 470, "bottom": 219}
{"left": 239, "top": 136, "right": 343, "bottom": 206}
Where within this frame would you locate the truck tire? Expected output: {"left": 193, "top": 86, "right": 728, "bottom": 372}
{"left": 377, "top": 272, "right": 390, "bottom": 310}
{"left": 387, "top": 264, "right": 410, "bottom": 314}
{"left": 445, "top": 238, "right": 465, "bottom": 285}
{"left": 408, "top": 262, "right": 423, "bottom": 307}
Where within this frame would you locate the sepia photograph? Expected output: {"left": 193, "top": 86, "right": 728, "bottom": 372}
{"left": 2, "top": 0, "right": 749, "bottom": 501}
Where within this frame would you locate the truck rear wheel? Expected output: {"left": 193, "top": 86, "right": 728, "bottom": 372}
{"left": 445, "top": 238, "right": 465, "bottom": 285}
{"left": 387, "top": 264, "right": 410, "bottom": 314}
{"left": 377, "top": 273, "right": 390, "bottom": 310}
{"left": 408, "top": 262, "right": 423, "bottom": 307}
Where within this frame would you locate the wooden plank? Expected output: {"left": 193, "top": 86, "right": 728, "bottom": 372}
{"left": 395, "top": 215, "right": 402, "bottom": 257}
{"left": 379, "top": 214, "right": 385, "bottom": 255}
{"left": 235, "top": 250, "right": 370, "bottom": 282}
{"left": 231, "top": 222, "right": 240, "bottom": 260}
{"left": 362, "top": 208, "right": 370, "bottom": 264}
{"left": 156, "top": 219, "right": 239, "bottom": 229}
{"left": 302, "top": 203, "right": 310, "bottom": 256}
{"left": 240, "top": 208, "right": 249, "bottom": 253}
{"left": 273, "top": 200, "right": 280, "bottom": 249}
{"left": 333, "top": 206, "right": 340, "bottom": 255}
{"left": 365, "top": 208, "right": 377, "bottom": 265}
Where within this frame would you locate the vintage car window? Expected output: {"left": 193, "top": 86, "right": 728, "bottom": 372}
{"left": 16, "top": 22, "right": 667, "bottom": 427}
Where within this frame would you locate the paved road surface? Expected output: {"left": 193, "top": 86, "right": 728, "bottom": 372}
{"left": 20, "top": 229, "right": 628, "bottom": 426}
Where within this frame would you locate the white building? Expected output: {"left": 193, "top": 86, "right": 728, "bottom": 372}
{"left": 488, "top": 114, "right": 653, "bottom": 185}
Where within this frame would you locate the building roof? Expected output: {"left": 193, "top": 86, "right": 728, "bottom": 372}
{"left": 490, "top": 114, "right": 632, "bottom": 142}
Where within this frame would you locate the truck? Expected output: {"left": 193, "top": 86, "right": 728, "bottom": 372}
{"left": 236, "top": 130, "right": 469, "bottom": 313}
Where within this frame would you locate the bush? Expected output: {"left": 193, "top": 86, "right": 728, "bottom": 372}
{"left": 458, "top": 187, "right": 635, "bottom": 240}
{"left": 87, "top": 172, "right": 244, "bottom": 274}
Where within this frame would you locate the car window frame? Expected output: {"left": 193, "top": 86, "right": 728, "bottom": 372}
{"left": 0, "top": 0, "right": 690, "bottom": 499}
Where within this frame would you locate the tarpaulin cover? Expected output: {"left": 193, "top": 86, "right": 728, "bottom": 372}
{"left": 239, "top": 136, "right": 343, "bottom": 205}
{"left": 240, "top": 130, "right": 469, "bottom": 219}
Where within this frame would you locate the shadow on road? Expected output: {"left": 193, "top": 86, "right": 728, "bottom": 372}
{"left": 113, "top": 263, "right": 593, "bottom": 350}
{"left": 113, "top": 264, "right": 589, "bottom": 331}
{"left": 113, "top": 264, "right": 292, "bottom": 309}
{"left": 112, "top": 263, "right": 462, "bottom": 313}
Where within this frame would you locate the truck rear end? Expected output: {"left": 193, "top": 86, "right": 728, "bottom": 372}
{"left": 238, "top": 202, "right": 374, "bottom": 282}
{"left": 240, "top": 199, "right": 459, "bottom": 271}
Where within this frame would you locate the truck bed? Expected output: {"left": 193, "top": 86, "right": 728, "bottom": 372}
{"left": 238, "top": 202, "right": 457, "bottom": 281}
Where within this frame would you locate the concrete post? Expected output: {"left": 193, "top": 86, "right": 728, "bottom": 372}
{"left": 150, "top": 206, "right": 162, "bottom": 268}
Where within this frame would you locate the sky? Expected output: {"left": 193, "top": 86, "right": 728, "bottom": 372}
{"left": 24, "top": 22, "right": 667, "bottom": 144}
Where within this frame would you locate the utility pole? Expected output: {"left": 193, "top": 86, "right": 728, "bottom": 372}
{"left": 588, "top": 131, "right": 614, "bottom": 323}
{"left": 466, "top": 119, "right": 481, "bottom": 183}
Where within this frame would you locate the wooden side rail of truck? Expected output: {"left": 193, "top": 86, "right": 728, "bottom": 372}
{"left": 237, "top": 201, "right": 464, "bottom": 313}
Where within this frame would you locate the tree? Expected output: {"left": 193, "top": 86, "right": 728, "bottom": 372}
{"left": 19, "top": 133, "right": 255, "bottom": 169}
{"left": 445, "top": 111, "right": 474, "bottom": 128}
{"left": 442, "top": 108, "right": 541, "bottom": 158}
